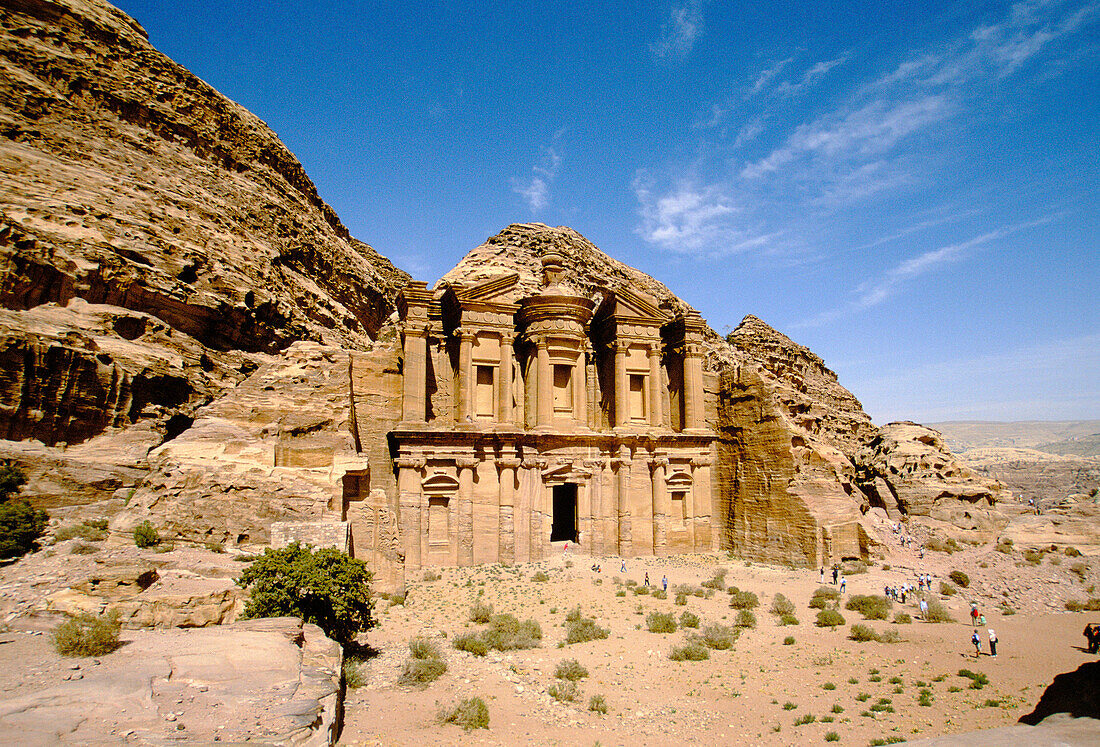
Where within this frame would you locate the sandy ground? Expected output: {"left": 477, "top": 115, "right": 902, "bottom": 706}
{"left": 340, "top": 547, "right": 1099, "bottom": 746}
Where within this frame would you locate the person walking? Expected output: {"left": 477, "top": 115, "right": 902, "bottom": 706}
{"left": 970, "top": 604, "right": 979, "bottom": 627}
{"left": 621, "top": 559, "right": 626, "bottom": 574}
{"left": 988, "top": 629, "right": 998, "bottom": 658}
{"left": 920, "top": 598, "right": 928, "bottom": 619}
{"left": 644, "top": 571, "right": 650, "bottom": 587}
{"left": 820, "top": 567, "right": 825, "bottom": 583}
{"left": 832, "top": 567, "right": 839, "bottom": 585}
{"left": 840, "top": 577, "right": 846, "bottom": 595}
{"left": 662, "top": 574, "right": 668, "bottom": 592}
{"left": 972, "top": 630, "right": 982, "bottom": 657}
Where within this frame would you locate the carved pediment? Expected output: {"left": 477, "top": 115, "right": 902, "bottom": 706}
{"left": 595, "top": 286, "right": 668, "bottom": 328}
{"left": 457, "top": 273, "right": 521, "bottom": 304}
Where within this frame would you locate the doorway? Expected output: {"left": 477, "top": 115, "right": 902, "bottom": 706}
{"left": 550, "top": 484, "right": 577, "bottom": 543}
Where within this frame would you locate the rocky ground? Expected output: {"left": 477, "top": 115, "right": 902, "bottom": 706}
{"left": 339, "top": 533, "right": 1100, "bottom": 746}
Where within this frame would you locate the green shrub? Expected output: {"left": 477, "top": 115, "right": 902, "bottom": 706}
{"left": 939, "top": 582, "right": 956, "bottom": 596}
{"left": 70, "top": 542, "right": 100, "bottom": 555}
{"left": 133, "top": 520, "right": 160, "bottom": 548}
{"left": 565, "top": 616, "right": 610, "bottom": 644}
{"left": 783, "top": 636, "right": 795, "bottom": 645}
{"left": 794, "top": 713, "right": 816, "bottom": 725}
{"left": 949, "top": 570, "right": 970, "bottom": 588}
{"left": 1071, "top": 563, "right": 1087, "bottom": 580}
{"left": 701, "top": 568, "right": 727, "bottom": 590}
{"left": 549, "top": 680, "right": 579, "bottom": 702}
{"left": 680, "top": 611, "right": 700, "bottom": 628}
{"left": 735, "top": 609, "right": 756, "bottom": 628}
{"left": 1065, "top": 599, "right": 1084, "bottom": 612}
{"left": 728, "top": 590, "right": 760, "bottom": 609}
{"left": 565, "top": 606, "right": 582, "bottom": 623}
{"left": 770, "top": 593, "right": 795, "bottom": 616}
{"left": 652, "top": 588, "right": 667, "bottom": 599}
{"left": 453, "top": 632, "right": 489, "bottom": 656}
{"left": 845, "top": 595, "right": 892, "bottom": 620}
{"left": 825, "top": 731, "right": 840, "bottom": 741}
{"left": 783, "top": 702, "right": 797, "bottom": 710}
{"left": 924, "top": 601, "right": 953, "bottom": 623}
{"left": 831, "top": 704, "right": 844, "bottom": 713}
{"left": 894, "top": 612, "right": 912, "bottom": 624}
{"left": 1066, "top": 546, "right": 1083, "bottom": 557}
{"left": 647, "top": 611, "right": 677, "bottom": 633}
{"left": 54, "top": 522, "right": 108, "bottom": 543}
{"left": 995, "top": 538, "right": 1014, "bottom": 554}
{"left": 702, "top": 624, "right": 737, "bottom": 650}
{"left": 1065, "top": 598, "right": 1100, "bottom": 612}
{"left": 53, "top": 611, "right": 121, "bottom": 657}
{"left": 675, "top": 592, "right": 688, "bottom": 605}
{"left": 633, "top": 584, "right": 651, "bottom": 596}
{"left": 918, "top": 688, "right": 933, "bottom": 706}
{"left": 810, "top": 586, "right": 840, "bottom": 609}
{"left": 398, "top": 636, "right": 447, "bottom": 686}
{"left": 778, "top": 612, "right": 799, "bottom": 626}
{"left": 484, "top": 614, "right": 541, "bottom": 650}
{"left": 555, "top": 658, "right": 589, "bottom": 681}
{"left": 532, "top": 570, "right": 550, "bottom": 582}
{"left": 669, "top": 641, "right": 709, "bottom": 660}
{"left": 0, "top": 494, "right": 48, "bottom": 559}
{"left": 237, "top": 542, "right": 374, "bottom": 645}
{"left": 822, "top": 681, "right": 836, "bottom": 690}
{"left": 422, "top": 569, "right": 441, "bottom": 582}
{"left": 816, "top": 609, "right": 845, "bottom": 628}
{"left": 344, "top": 657, "right": 367, "bottom": 688}
{"left": 440, "top": 697, "right": 489, "bottom": 731}
{"left": 0, "top": 461, "right": 26, "bottom": 500}
{"left": 589, "top": 693, "right": 608, "bottom": 714}
{"left": 470, "top": 600, "right": 493, "bottom": 623}
{"left": 878, "top": 628, "right": 901, "bottom": 643}
{"left": 850, "top": 624, "right": 878, "bottom": 642}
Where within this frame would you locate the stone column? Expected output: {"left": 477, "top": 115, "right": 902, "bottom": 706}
{"left": 650, "top": 455, "right": 669, "bottom": 555}
{"left": 613, "top": 445, "right": 632, "bottom": 556}
{"left": 396, "top": 455, "right": 426, "bottom": 571}
{"left": 585, "top": 344, "right": 598, "bottom": 429}
{"left": 614, "top": 340, "right": 629, "bottom": 427}
{"left": 571, "top": 358, "right": 585, "bottom": 423}
{"left": 498, "top": 334, "right": 514, "bottom": 424}
{"left": 683, "top": 344, "right": 704, "bottom": 431}
{"left": 456, "top": 455, "right": 478, "bottom": 565}
{"left": 536, "top": 336, "right": 552, "bottom": 427}
{"left": 497, "top": 455, "right": 520, "bottom": 564}
{"left": 457, "top": 328, "right": 475, "bottom": 422}
{"left": 648, "top": 343, "right": 663, "bottom": 428}
{"left": 691, "top": 454, "right": 714, "bottom": 551}
{"left": 401, "top": 326, "right": 428, "bottom": 423}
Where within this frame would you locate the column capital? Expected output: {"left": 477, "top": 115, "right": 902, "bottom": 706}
{"left": 691, "top": 454, "right": 714, "bottom": 468}
{"left": 496, "top": 457, "right": 522, "bottom": 470}
{"left": 649, "top": 455, "right": 670, "bottom": 470}
{"left": 615, "top": 339, "right": 632, "bottom": 352}
{"left": 647, "top": 342, "right": 662, "bottom": 357}
{"left": 454, "top": 327, "right": 477, "bottom": 342}
{"left": 455, "top": 455, "right": 480, "bottom": 470}
{"left": 395, "top": 455, "right": 427, "bottom": 470}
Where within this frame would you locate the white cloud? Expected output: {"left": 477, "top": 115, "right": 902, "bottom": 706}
{"left": 775, "top": 55, "right": 848, "bottom": 96}
{"left": 512, "top": 146, "right": 561, "bottom": 213}
{"left": 748, "top": 57, "right": 792, "bottom": 95}
{"left": 652, "top": 1, "right": 705, "bottom": 58}
{"left": 733, "top": 116, "right": 764, "bottom": 148}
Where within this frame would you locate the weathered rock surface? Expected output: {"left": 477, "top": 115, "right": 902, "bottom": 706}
{"left": 0, "top": 0, "right": 408, "bottom": 452}
{"left": 0, "top": 617, "right": 342, "bottom": 745}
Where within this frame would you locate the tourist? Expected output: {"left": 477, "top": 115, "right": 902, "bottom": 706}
{"left": 970, "top": 604, "right": 979, "bottom": 627}
{"left": 972, "top": 630, "right": 982, "bottom": 657}
{"left": 920, "top": 598, "right": 928, "bottom": 619}
{"left": 662, "top": 574, "right": 668, "bottom": 592}
{"left": 840, "top": 577, "right": 846, "bottom": 595}
{"left": 644, "top": 571, "right": 650, "bottom": 587}
{"left": 621, "top": 560, "right": 626, "bottom": 574}
{"left": 832, "top": 567, "right": 839, "bottom": 585}
{"left": 1084, "top": 624, "right": 1098, "bottom": 654}
{"left": 988, "top": 629, "right": 998, "bottom": 658}
{"left": 820, "top": 567, "right": 825, "bottom": 583}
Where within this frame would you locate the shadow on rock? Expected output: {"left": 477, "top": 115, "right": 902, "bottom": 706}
{"left": 1020, "top": 660, "right": 1100, "bottom": 725}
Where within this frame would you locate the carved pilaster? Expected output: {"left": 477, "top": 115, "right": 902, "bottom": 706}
{"left": 456, "top": 455, "right": 478, "bottom": 565}
{"left": 614, "top": 339, "right": 629, "bottom": 427}
{"left": 649, "top": 455, "right": 669, "bottom": 555}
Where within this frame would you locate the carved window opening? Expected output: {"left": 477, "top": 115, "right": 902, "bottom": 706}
{"left": 667, "top": 471, "right": 693, "bottom": 527}
{"left": 553, "top": 364, "right": 573, "bottom": 414}
{"left": 628, "top": 374, "right": 647, "bottom": 421}
{"left": 475, "top": 365, "right": 495, "bottom": 419}
{"left": 422, "top": 473, "right": 459, "bottom": 547}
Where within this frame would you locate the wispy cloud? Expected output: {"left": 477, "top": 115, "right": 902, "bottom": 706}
{"left": 512, "top": 145, "right": 562, "bottom": 213}
{"left": 775, "top": 55, "right": 848, "bottom": 96}
{"left": 748, "top": 57, "right": 792, "bottom": 95}
{"left": 652, "top": 1, "right": 705, "bottom": 58}
{"left": 794, "top": 215, "right": 1060, "bottom": 328}
{"left": 733, "top": 116, "right": 764, "bottom": 148}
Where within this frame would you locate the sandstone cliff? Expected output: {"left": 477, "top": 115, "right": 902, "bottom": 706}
{"left": 0, "top": 0, "right": 409, "bottom": 453}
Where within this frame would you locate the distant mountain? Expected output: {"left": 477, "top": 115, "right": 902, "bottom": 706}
{"left": 928, "top": 421, "right": 1100, "bottom": 456}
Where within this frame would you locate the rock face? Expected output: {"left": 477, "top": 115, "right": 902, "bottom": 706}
{"left": 0, "top": 0, "right": 408, "bottom": 453}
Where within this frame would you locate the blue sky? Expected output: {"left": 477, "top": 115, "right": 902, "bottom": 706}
{"left": 115, "top": 0, "right": 1099, "bottom": 424}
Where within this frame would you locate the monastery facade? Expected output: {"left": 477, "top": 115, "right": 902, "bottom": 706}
{"left": 386, "top": 253, "right": 719, "bottom": 571}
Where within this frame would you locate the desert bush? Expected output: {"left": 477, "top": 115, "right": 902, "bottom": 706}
{"left": 565, "top": 606, "right": 582, "bottom": 623}
{"left": 669, "top": 641, "right": 710, "bottom": 661}
{"left": 702, "top": 624, "right": 737, "bottom": 650}
{"left": 422, "top": 569, "right": 441, "bottom": 582}
{"left": 133, "top": 520, "right": 160, "bottom": 548}
{"left": 1065, "top": 599, "right": 1084, "bottom": 612}
{"left": 701, "top": 568, "right": 727, "bottom": 590}
{"left": 53, "top": 611, "right": 121, "bottom": 657}
{"left": 1071, "top": 563, "right": 1088, "bottom": 581}
{"left": 826, "top": 731, "right": 840, "bottom": 742}
{"left": 54, "top": 522, "right": 108, "bottom": 543}
{"left": 565, "top": 617, "right": 610, "bottom": 644}
{"left": 995, "top": 538, "right": 1014, "bottom": 554}
{"left": 927, "top": 536, "right": 962, "bottom": 554}
{"left": 0, "top": 462, "right": 47, "bottom": 559}
{"left": 809, "top": 586, "right": 840, "bottom": 609}
{"left": 555, "top": 658, "right": 589, "bottom": 681}
{"left": 783, "top": 636, "right": 795, "bottom": 645}
{"left": 651, "top": 588, "right": 667, "bottom": 599}
{"left": 237, "top": 542, "right": 374, "bottom": 645}
{"left": 440, "top": 697, "right": 489, "bottom": 731}
{"left": 939, "top": 582, "right": 956, "bottom": 596}
{"left": 675, "top": 593, "right": 688, "bottom": 605}
{"left": 408, "top": 637, "right": 441, "bottom": 660}
{"left": 949, "top": 570, "right": 970, "bottom": 588}
{"left": 894, "top": 612, "right": 911, "bottom": 624}
{"left": 779, "top": 613, "right": 799, "bottom": 626}
{"left": 822, "top": 681, "right": 836, "bottom": 690}
{"left": 549, "top": 680, "right": 579, "bottom": 702}
{"left": 484, "top": 614, "right": 541, "bottom": 650}
{"left": 469, "top": 600, "right": 493, "bottom": 624}
{"left": 453, "top": 632, "right": 489, "bottom": 656}
{"left": 1023, "top": 548, "right": 1046, "bottom": 565}
{"left": 878, "top": 628, "right": 901, "bottom": 643}
{"left": 680, "top": 610, "right": 700, "bottom": 628}
{"left": 770, "top": 593, "right": 795, "bottom": 616}
{"left": 1065, "top": 598, "right": 1100, "bottom": 612}
{"left": 1066, "top": 546, "right": 1083, "bottom": 557}
{"left": 70, "top": 542, "right": 99, "bottom": 555}
{"left": 647, "top": 611, "right": 677, "bottom": 633}
{"left": 924, "top": 601, "right": 954, "bottom": 623}
{"left": 399, "top": 636, "right": 447, "bottom": 686}
{"left": 845, "top": 595, "right": 892, "bottom": 620}
{"left": 793, "top": 713, "right": 816, "bottom": 725}
{"left": 531, "top": 570, "right": 550, "bottom": 582}
{"left": 850, "top": 624, "right": 878, "bottom": 642}
{"left": 728, "top": 590, "right": 759, "bottom": 609}
{"left": 633, "top": 585, "right": 651, "bottom": 596}
{"left": 735, "top": 609, "right": 756, "bottom": 628}
{"left": 816, "top": 609, "right": 845, "bottom": 628}
{"left": 589, "top": 694, "right": 608, "bottom": 714}
{"left": 343, "top": 657, "right": 367, "bottom": 688}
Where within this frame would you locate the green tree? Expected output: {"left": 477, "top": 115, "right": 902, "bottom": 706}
{"left": 0, "top": 462, "right": 46, "bottom": 559}
{"left": 236, "top": 543, "right": 375, "bottom": 645}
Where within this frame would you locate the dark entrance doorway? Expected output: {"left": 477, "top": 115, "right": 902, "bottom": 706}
{"left": 550, "top": 484, "right": 577, "bottom": 543}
